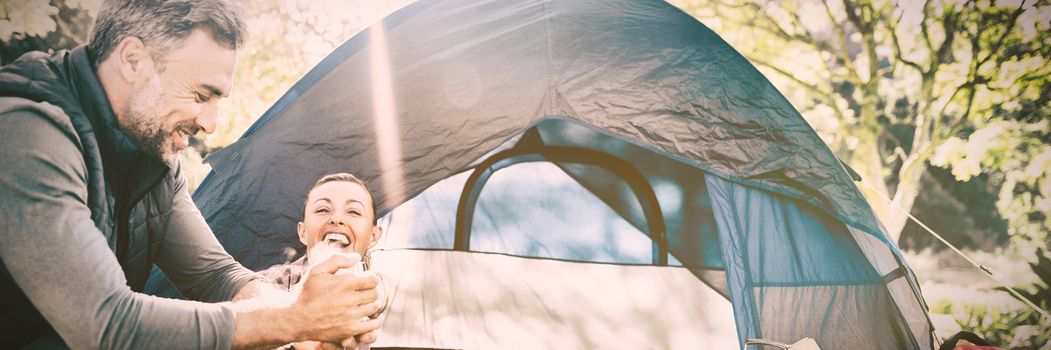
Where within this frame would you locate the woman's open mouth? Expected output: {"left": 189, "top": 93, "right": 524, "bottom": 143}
{"left": 322, "top": 232, "right": 351, "bottom": 248}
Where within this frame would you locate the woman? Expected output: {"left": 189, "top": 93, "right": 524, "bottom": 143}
{"left": 261, "top": 173, "right": 387, "bottom": 350}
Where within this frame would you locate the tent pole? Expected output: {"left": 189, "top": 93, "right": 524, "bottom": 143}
{"left": 860, "top": 180, "right": 1051, "bottom": 322}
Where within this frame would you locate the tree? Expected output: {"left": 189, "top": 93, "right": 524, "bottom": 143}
{"left": 672, "top": 0, "right": 1050, "bottom": 245}
{"left": 900, "top": 166, "right": 1009, "bottom": 251}
{"left": 931, "top": 114, "right": 1050, "bottom": 250}
{"left": 1, "top": 0, "right": 97, "bottom": 64}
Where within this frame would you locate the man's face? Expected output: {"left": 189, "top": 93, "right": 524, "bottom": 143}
{"left": 121, "top": 29, "right": 235, "bottom": 167}
{"left": 299, "top": 181, "right": 382, "bottom": 262}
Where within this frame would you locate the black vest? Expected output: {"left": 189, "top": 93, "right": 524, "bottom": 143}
{"left": 0, "top": 46, "right": 172, "bottom": 346}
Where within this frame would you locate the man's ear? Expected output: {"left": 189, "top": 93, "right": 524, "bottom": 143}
{"left": 368, "top": 225, "right": 384, "bottom": 248}
{"left": 114, "top": 36, "right": 155, "bottom": 84}
{"left": 297, "top": 222, "right": 308, "bottom": 246}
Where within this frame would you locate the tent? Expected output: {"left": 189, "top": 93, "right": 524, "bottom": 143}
{"left": 146, "top": 0, "right": 937, "bottom": 348}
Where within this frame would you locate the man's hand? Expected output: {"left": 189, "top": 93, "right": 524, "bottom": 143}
{"left": 343, "top": 273, "right": 388, "bottom": 349}
{"left": 231, "top": 253, "right": 382, "bottom": 349}
{"left": 293, "top": 253, "right": 383, "bottom": 343}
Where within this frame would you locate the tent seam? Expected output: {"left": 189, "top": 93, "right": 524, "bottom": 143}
{"left": 541, "top": 0, "right": 555, "bottom": 117}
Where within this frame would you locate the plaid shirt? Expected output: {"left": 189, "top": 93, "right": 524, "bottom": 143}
{"left": 259, "top": 255, "right": 309, "bottom": 291}
{"left": 260, "top": 254, "right": 389, "bottom": 318}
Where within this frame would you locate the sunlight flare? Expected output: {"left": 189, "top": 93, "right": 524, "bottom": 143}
{"left": 369, "top": 23, "right": 406, "bottom": 208}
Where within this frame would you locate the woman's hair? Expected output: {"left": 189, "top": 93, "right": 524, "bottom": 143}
{"left": 306, "top": 173, "right": 378, "bottom": 224}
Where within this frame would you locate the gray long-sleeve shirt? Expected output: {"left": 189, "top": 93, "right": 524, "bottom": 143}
{"left": 0, "top": 97, "right": 263, "bottom": 349}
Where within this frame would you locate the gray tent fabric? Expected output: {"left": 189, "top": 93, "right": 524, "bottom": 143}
{"left": 191, "top": 0, "right": 889, "bottom": 269}
{"left": 706, "top": 174, "right": 920, "bottom": 349}
{"left": 142, "top": 0, "right": 937, "bottom": 348}
{"left": 368, "top": 249, "right": 739, "bottom": 349}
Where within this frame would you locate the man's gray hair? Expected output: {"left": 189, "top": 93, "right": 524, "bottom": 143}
{"left": 87, "top": 0, "right": 247, "bottom": 68}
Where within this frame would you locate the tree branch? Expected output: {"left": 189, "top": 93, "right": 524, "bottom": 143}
{"left": 748, "top": 2, "right": 818, "bottom": 45}
{"left": 783, "top": 1, "right": 822, "bottom": 45}
{"left": 976, "top": 3, "right": 1025, "bottom": 68}
{"left": 1018, "top": 70, "right": 1051, "bottom": 83}
{"left": 822, "top": 0, "right": 862, "bottom": 86}
{"left": 718, "top": 3, "right": 852, "bottom": 88}
{"left": 749, "top": 57, "right": 848, "bottom": 121}
{"left": 887, "top": 6, "right": 926, "bottom": 74}
{"left": 952, "top": 44, "right": 983, "bottom": 136}
{"left": 919, "top": 0, "right": 936, "bottom": 53}
{"left": 842, "top": 0, "right": 865, "bottom": 31}
{"left": 892, "top": 142, "right": 935, "bottom": 204}
{"left": 936, "top": 2, "right": 986, "bottom": 140}
{"left": 841, "top": 0, "right": 881, "bottom": 91}
{"left": 904, "top": 1, "right": 967, "bottom": 175}
{"left": 933, "top": 3, "right": 961, "bottom": 68}
{"left": 708, "top": 0, "right": 763, "bottom": 11}
{"left": 782, "top": 0, "right": 866, "bottom": 91}
{"left": 886, "top": 145, "right": 908, "bottom": 165}
{"left": 711, "top": 1, "right": 810, "bottom": 47}
{"left": 935, "top": 82, "right": 968, "bottom": 125}
{"left": 862, "top": 3, "right": 881, "bottom": 85}
{"left": 936, "top": 78, "right": 985, "bottom": 141}
{"left": 749, "top": 58, "right": 825, "bottom": 96}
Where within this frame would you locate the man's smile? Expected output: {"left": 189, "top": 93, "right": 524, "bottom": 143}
{"left": 173, "top": 128, "right": 191, "bottom": 151}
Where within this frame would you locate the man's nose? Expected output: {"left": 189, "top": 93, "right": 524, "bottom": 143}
{"left": 197, "top": 101, "right": 219, "bottom": 134}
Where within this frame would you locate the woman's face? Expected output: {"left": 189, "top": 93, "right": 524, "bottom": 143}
{"left": 298, "top": 180, "right": 381, "bottom": 261}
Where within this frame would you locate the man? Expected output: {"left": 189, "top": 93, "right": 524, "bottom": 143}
{"left": 0, "top": 1, "right": 382, "bottom": 348}
{"left": 263, "top": 173, "right": 388, "bottom": 350}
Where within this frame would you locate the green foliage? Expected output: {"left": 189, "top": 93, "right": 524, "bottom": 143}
{"left": 963, "top": 249, "right": 1051, "bottom": 349}
{"left": 932, "top": 119, "right": 1050, "bottom": 250}
{"left": 672, "top": 0, "right": 1050, "bottom": 247}
{"left": 956, "top": 305, "right": 1049, "bottom": 349}
{"left": 928, "top": 249, "right": 1051, "bottom": 349}
{"left": 1004, "top": 249, "right": 1051, "bottom": 314}
{"left": 991, "top": 249, "right": 1051, "bottom": 335}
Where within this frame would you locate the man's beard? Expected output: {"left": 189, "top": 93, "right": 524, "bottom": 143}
{"left": 121, "top": 74, "right": 196, "bottom": 168}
